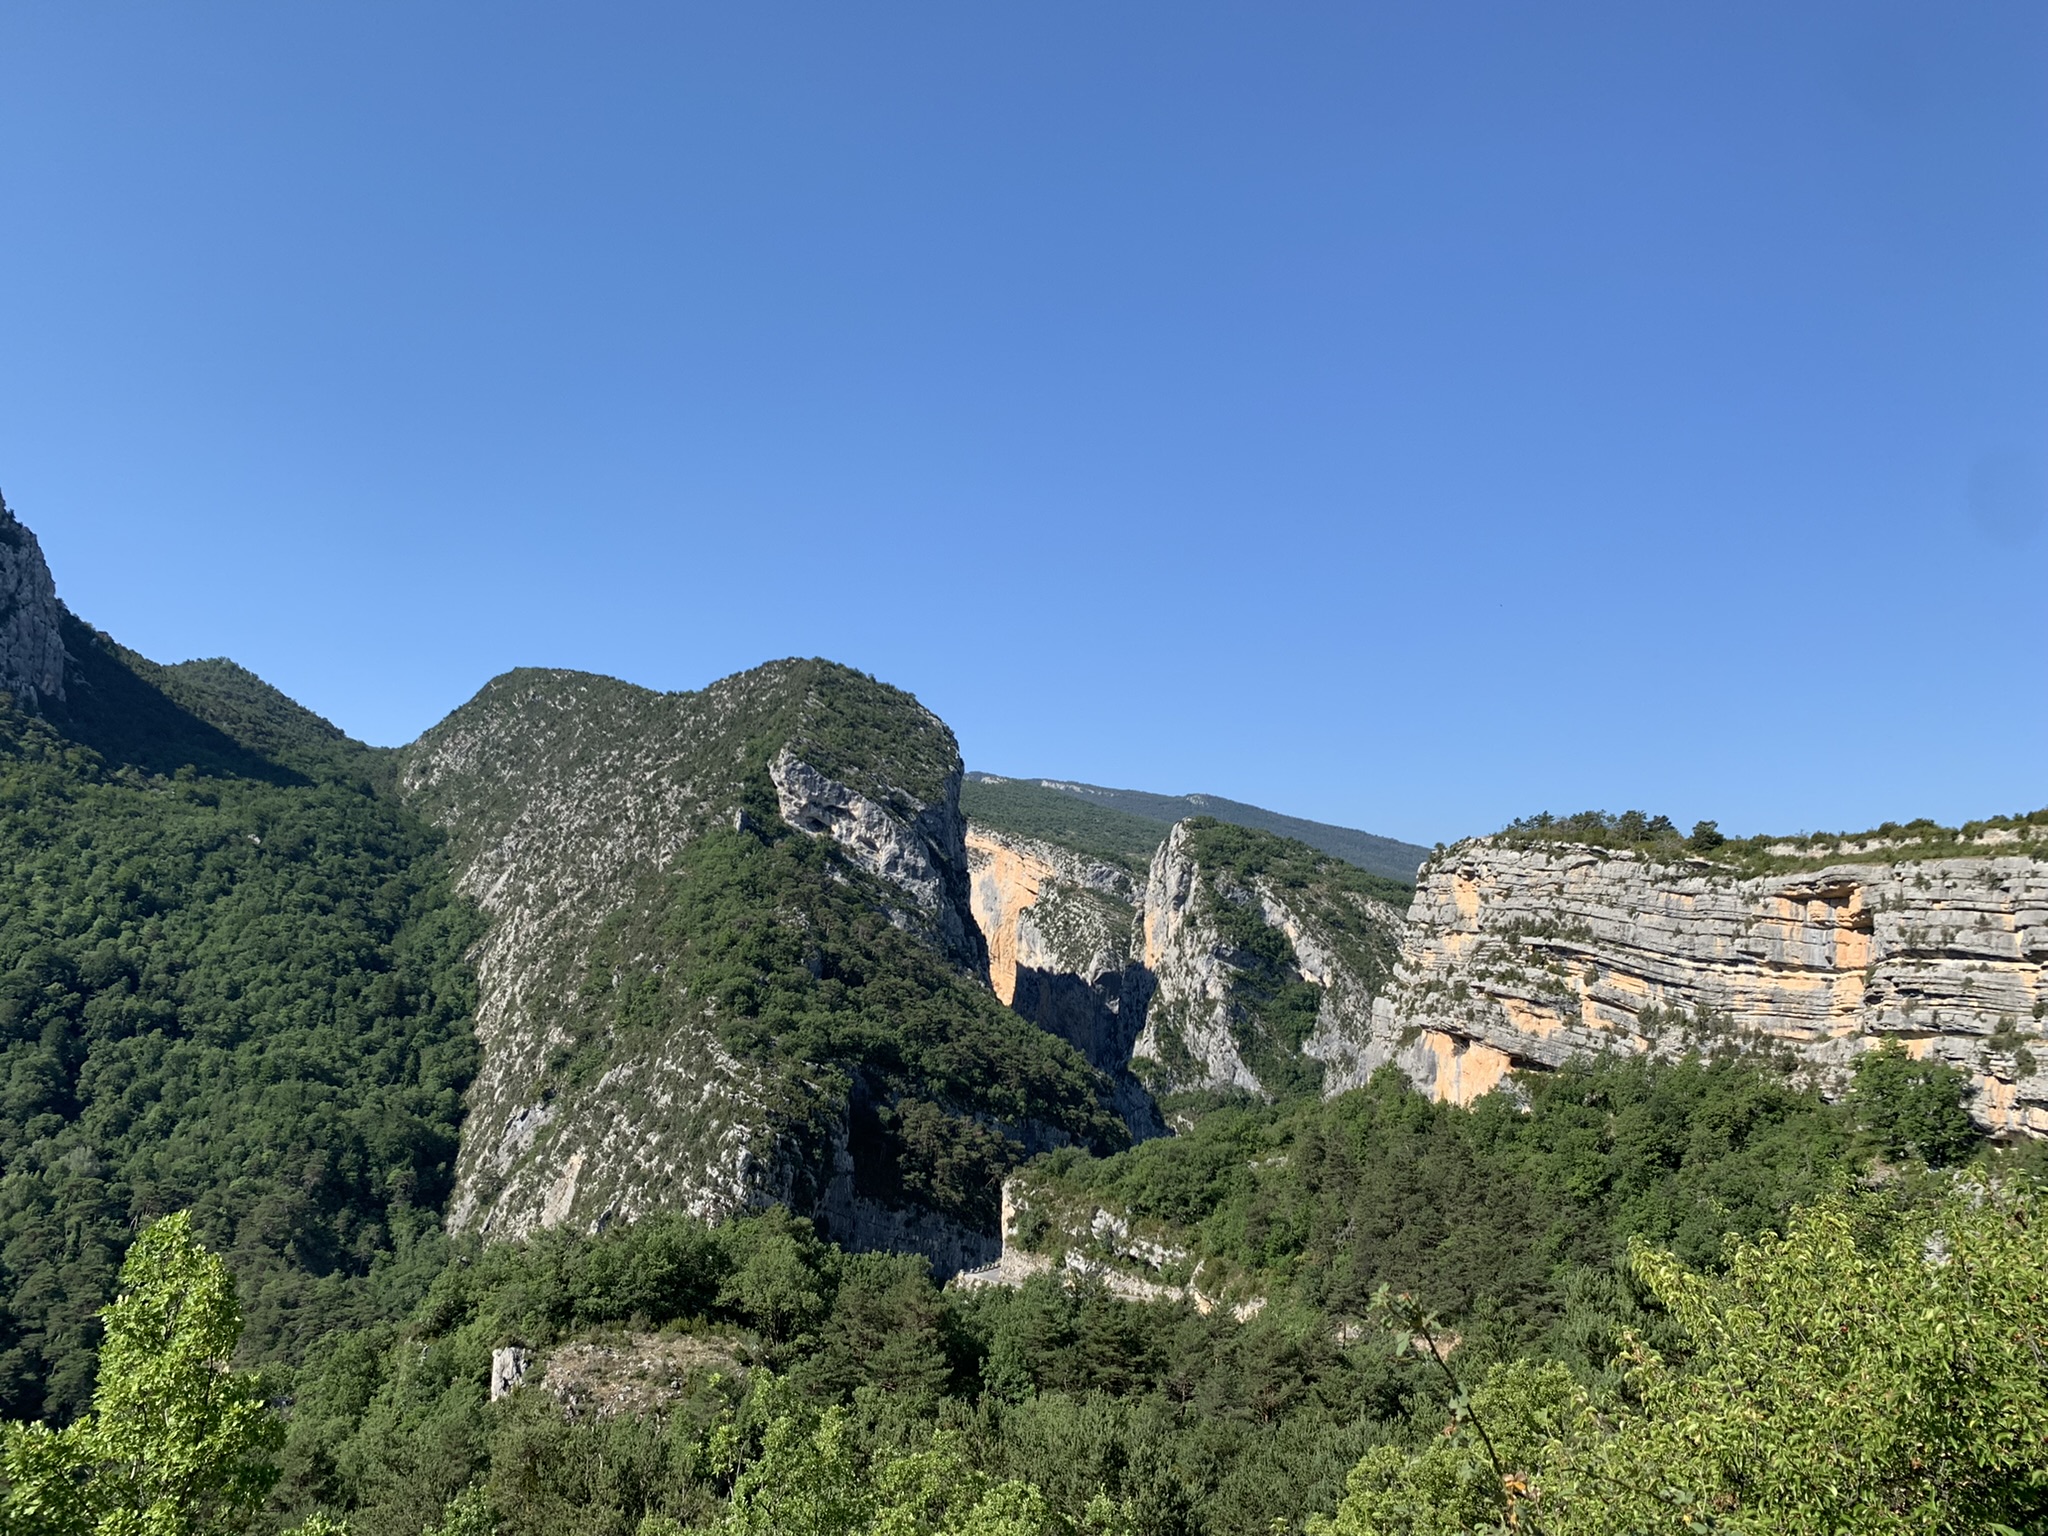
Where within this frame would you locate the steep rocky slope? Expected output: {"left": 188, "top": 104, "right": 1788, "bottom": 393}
{"left": 1375, "top": 831, "right": 2048, "bottom": 1131}
{"left": 968, "top": 812, "right": 1411, "bottom": 1117}
{"left": 967, "top": 825, "right": 1160, "bottom": 1134}
{"left": 1132, "top": 819, "right": 1409, "bottom": 1103}
{"left": 399, "top": 660, "right": 1125, "bottom": 1271}
{"left": 0, "top": 503, "right": 67, "bottom": 709}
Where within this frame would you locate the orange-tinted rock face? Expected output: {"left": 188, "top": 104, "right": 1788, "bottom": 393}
{"left": 968, "top": 830, "right": 1055, "bottom": 1007}
{"left": 965, "top": 825, "right": 1161, "bottom": 1135}
{"left": 1375, "top": 841, "right": 2048, "bottom": 1131}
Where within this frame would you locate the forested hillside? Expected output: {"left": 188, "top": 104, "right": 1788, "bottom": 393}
{"left": 16, "top": 1052, "right": 2025, "bottom": 1536}
{"left": 962, "top": 774, "right": 1429, "bottom": 885}
{"left": 0, "top": 639, "right": 481, "bottom": 1423}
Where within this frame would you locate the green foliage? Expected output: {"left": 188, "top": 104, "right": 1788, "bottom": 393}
{"left": 112, "top": 1058, "right": 2007, "bottom": 1536}
{"left": 958, "top": 781, "right": 1168, "bottom": 873}
{"left": 1315, "top": 1178, "right": 2048, "bottom": 1535}
{"left": 1847, "top": 1041, "right": 1977, "bottom": 1168}
{"left": 1498, "top": 809, "right": 1686, "bottom": 859}
{"left": 1499, "top": 805, "right": 2048, "bottom": 875}
{"left": 0, "top": 683, "right": 480, "bottom": 1423}
{"left": 273, "top": 1199, "right": 1413, "bottom": 1536}
{"left": 1036, "top": 1056, "right": 1849, "bottom": 1346}
{"left": 1, "top": 1212, "right": 283, "bottom": 1536}
{"left": 717, "top": 1399, "right": 1110, "bottom": 1536}
{"left": 557, "top": 824, "right": 1128, "bottom": 1230}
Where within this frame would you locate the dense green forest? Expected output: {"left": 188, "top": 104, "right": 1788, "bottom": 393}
{"left": 0, "top": 640, "right": 481, "bottom": 1425}
{"left": 9, "top": 1052, "right": 2041, "bottom": 1536}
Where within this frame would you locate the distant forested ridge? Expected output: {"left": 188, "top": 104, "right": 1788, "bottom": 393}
{"left": 963, "top": 774, "right": 1428, "bottom": 886}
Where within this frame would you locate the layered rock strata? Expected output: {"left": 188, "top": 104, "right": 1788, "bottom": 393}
{"left": 1375, "top": 839, "right": 2048, "bottom": 1132}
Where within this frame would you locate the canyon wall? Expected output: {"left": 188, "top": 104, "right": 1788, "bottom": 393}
{"left": 1374, "top": 838, "right": 2048, "bottom": 1132}
{"left": 966, "top": 825, "right": 1161, "bottom": 1135}
{"left": 970, "top": 817, "right": 1409, "bottom": 1113}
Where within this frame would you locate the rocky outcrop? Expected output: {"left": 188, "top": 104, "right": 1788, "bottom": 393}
{"left": 773, "top": 747, "right": 983, "bottom": 973}
{"left": 954, "top": 1175, "right": 1265, "bottom": 1320}
{"left": 967, "top": 826, "right": 1160, "bottom": 1136}
{"left": 0, "top": 498, "right": 68, "bottom": 709}
{"left": 1133, "top": 824, "right": 1267, "bottom": 1095}
{"left": 1130, "top": 821, "right": 1406, "bottom": 1101}
{"left": 1375, "top": 839, "right": 2048, "bottom": 1132}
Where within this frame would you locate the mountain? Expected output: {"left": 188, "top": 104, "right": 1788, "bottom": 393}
{"left": 397, "top": 659, "right": 1126, "bottom": 1272}
{"left": 962, "top": 771, "right": 1430, "bottom": 885}
{"left": 7, "top": 490, "right": 2046, "bottom": 1536}
{"left": 0, "top": 491, "right": 1139, "bottom": 1424}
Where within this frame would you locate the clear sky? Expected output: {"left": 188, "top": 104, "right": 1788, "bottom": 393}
{"left": 2, "top": 2, "right": 2042, "bottom": 846}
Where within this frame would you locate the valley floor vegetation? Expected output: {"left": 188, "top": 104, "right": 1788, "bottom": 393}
{"left": 5, "top": 1050, "right": 2044, "bottom": 1536}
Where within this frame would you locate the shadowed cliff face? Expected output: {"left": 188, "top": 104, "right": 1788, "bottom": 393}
{"left": 968, "top": 817, "right": 1408, "bottom": 1120}
{"left": 1377, "top": 838, "right": 2048, "bottom": 1130}
{"left": 400, "top": 660, "right": 1122, "bottom": 1270}
{"left": 967, "top": 826, "right": 1162, "bottom": 1137}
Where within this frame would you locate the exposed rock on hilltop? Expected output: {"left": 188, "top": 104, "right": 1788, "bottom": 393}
{"left": 1376, "top": 835, "right": 2048, "bottom": 1131}
{"left": 0, "top": 495, "right": 69, "bottom": 709}
{"left": 400, "top": 659, "right": 1122, "bottom": 1268}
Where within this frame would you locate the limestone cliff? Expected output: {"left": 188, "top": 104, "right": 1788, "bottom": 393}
{"left": 1131, "top": 820, "right": 1407, "bottom": 1102}
{"left": 399, "top": 659, "right": 1121, "bottom": 1265}
{"left": 0, "top": 497, "right": 68, "bottom": 710}
{"left": 966, "top": 826, "right": 1160, "bottom": 1135}
{"left": 1375, "top": 835, "right": 2048, "bottom": 1132}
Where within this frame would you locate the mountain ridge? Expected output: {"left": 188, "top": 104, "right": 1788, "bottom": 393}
{"left": 963, "top": 771, "right": 1429, "bottom": 885}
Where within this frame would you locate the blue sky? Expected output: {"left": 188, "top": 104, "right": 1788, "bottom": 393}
{"left": 1, "top": 2, "right": 2042, "bottom": 846}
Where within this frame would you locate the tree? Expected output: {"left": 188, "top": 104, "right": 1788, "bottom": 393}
{"left": 1848, "top": 1041, "right": 1977, "bottom": 1168}
{"left": 1, "top": 1212, "right": 283, "bottom": 1536}
{"left": 1314, "top": 1179, "right": 2048, "bottom": 1535}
